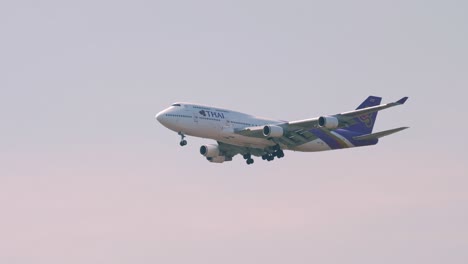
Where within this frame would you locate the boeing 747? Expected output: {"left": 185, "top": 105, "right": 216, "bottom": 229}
{"left": 155, "top": 96, "right": 408, "bottom": 165}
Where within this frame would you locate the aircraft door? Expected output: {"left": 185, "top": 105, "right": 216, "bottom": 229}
{"left": 221, "top": 117, "right": 234, "bottom": 135}
{"left": 193, "top": 112, "right": 199, "bottom": 124}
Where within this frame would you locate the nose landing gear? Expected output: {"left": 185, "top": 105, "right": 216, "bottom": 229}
{"left": 178, "top": 132, "right": 187, "bottom": 146}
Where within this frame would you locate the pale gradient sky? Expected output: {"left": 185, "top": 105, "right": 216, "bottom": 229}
{"left": 1, "top": 0, "right": 467, "bottom": 263}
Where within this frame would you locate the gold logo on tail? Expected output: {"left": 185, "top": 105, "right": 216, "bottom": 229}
{"left": 358, "top": 114, "right": 374, "bottom": 128}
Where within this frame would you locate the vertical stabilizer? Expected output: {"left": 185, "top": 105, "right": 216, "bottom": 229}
{"left": 345, "top": 96, "right": 382, "bottom": 134}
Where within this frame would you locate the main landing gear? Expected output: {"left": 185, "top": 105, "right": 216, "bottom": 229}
{"left": 243, "top": 153, "right": 254, "bottom": 165}
{"left": 243, "top": 147, "right": 285, "bottom": 165}
{"left": 261, "top": 146, "right": 284, "bottom": 162}
{"left": 178, "top": 132, "right": 187, "bottom": 146}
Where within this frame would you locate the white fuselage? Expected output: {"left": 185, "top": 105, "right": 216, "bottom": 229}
{"left": 156, "top": 103, "right": 332, "bottom": 152}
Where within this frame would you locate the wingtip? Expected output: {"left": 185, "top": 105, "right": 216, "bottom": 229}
{"left": 395, "top": 126, "right": 410, "bottom": 132}
{"left": 397, "top": 97, "right": 409, "bottom": 104}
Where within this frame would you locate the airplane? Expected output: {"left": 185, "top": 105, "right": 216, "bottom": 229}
{"left": 155, "top": 96, "right": 408, "bottom": 165}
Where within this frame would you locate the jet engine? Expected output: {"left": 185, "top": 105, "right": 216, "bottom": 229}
{"left": 207, "top": 156, "right": 232, "bottom": 163}
{"left": 263, "top": 125, "right": 284, "bottom": 138}
{"left": 200, "top": 144, "right": 220, "bottom": 158}
{"left": 318, "top": 116, "right": 339, "bottom": 129}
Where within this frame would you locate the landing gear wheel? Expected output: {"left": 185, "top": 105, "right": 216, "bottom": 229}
{"left": 276, "top": 150, "right": 284, "bottom": 158}
{"left": 267, "top": 155, "right": 274, "bottom": 161}
{"left": 243, "top": 153, "right": 254, "bottom": 165}
{"left": 178, "top": 132, "right": 187, "bottom": 147}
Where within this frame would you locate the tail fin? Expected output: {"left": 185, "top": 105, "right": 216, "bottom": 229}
{"left": 346, "top": 96, "right": 382, "bottom": 134}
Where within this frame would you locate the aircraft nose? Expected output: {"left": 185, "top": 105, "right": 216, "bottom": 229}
{"left": 155, "top": 110, "right": 165, "bottom": 123}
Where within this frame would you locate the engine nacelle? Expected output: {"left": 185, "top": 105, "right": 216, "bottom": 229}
{"left": 263, "top": 125, "right": 284, "bottom": 138}
{"left": 318, "top": 116, "right": 339, "bottom": 129}
{"left": 200, "top": 144, "right": 220, "bottom": 158}
{"left": 207, "top": 156, "right": 232, "bottom": 163}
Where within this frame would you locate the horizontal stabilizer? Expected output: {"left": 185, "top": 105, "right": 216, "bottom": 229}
{"left": 353, "top": 127, "right": 409, "bottom": 141}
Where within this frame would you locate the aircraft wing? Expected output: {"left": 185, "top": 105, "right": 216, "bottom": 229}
{"left": 288, "top": 96, "right": 408, "bottom": 130}
{"left": 335, "top": 96, "right": 408, "bottom": 120}
{"left": 236, "top": 123, "right": 322, "bottom": 148}
{"left": 235, "top": 97, "right": 408, "bottom": 148}
{"left": 234, "top": 125, "right": 265, "bottom": 138}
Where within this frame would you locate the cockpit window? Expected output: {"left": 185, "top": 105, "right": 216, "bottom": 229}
{"left": 171, "top": 103, "right": 181, "bottom": 107}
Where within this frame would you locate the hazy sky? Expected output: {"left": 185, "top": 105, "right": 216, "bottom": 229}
{"left": 1, "top": 0, "right": 467, "bottom": 263}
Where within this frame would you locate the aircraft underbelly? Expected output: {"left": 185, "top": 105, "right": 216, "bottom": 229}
{"left": 178, "top": 122, "right": 267, "bottom": 149}
{"left": 185, "top": 126, "right": 218, "bottom": 139}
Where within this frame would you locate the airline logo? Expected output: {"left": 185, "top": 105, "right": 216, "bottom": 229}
{"left": 358, "top": 113, "right": 374, "bottom": 128}
{"left": 199, "top": 110, "right": 225, "bottom": 119}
